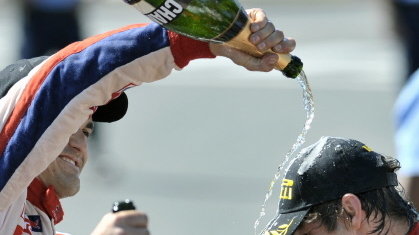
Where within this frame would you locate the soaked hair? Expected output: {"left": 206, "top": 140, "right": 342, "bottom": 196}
{"left": 301, "top": 156, "right": 418, "bottom": 234}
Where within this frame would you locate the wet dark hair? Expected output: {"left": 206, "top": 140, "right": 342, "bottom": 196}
{"left": 301, "top": 156, "right": 418, "bottom": 234}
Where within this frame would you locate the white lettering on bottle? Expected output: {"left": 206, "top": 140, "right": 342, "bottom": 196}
{"left": 146, "top": 0, "right": 183, "bottom": 25}
{"left": 165, "top": 0, "right": 183, "bottom": 14}
{"left": 148, "top": 11, "right": 169, "bottom": 24}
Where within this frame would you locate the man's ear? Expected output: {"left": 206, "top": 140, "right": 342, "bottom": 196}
{"left": 341, "top": 193, "right": 365, "bottom": 230}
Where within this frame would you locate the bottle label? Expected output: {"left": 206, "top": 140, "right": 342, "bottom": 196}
{"left": 135, "top": 0, "right": 185, "bottom": 24}
{"left": 131, "top": 0, "right": 248, "bottom": 42}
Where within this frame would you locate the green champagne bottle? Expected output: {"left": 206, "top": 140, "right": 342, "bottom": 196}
{"left": 124, "top": 0, "right": 303, "bottom": 78}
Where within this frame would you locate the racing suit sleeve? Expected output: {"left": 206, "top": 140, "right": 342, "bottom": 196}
{"left": 0, "top": 22, "right": 215, "bottom": 218}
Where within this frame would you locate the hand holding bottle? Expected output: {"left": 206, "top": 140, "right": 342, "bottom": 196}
{"left": 209, "top": 8, "right": 296, "bottom": 72}
{"left": 246, "top": 8, "right": 296, "bottom": 54}
{"left": 125, "top": 0, "right": 302, "bottom": 78}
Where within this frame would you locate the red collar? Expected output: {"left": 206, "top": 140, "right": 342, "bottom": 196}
{"left": 409, "top": 222, "right": 419, "bottom": 235}
{"left": 27, "top": 178, "right": 64, "bottom": 224}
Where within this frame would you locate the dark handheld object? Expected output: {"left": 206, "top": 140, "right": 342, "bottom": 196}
{"left": 112, "top": 199, "right": 136, "bottom": 212}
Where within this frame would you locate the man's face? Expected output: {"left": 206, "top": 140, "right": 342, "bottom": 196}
{"left": 38, "top": 118, "right": 94, "bottom": 198}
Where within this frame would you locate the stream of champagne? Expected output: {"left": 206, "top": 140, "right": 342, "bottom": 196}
{"left": 254, "top": 70, "right": 315, "bottom": 235}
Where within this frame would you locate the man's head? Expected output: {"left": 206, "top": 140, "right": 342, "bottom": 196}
{"left": 0, "top": 57, "right": 129, "bottom": 197}
{"left": 38, "top": 118, "right": 94, "bottom": 198}
{"left": 35, "top": 94, "right": 127, "bottom": 198}
{"left": 265, "top": 136, "right": 417, "bottom": 235}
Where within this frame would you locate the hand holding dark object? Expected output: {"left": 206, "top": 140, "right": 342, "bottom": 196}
{"left": 90, "top": 200, "right": 150, "bottom": 235}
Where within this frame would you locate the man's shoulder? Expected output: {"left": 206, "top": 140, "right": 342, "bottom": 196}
{"left": 0, "top": 56, "right": 48, "bottom": 98}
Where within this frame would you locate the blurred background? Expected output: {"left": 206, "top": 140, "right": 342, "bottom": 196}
{"left": 0, "top": 0, "right": 413, "bottom": 234}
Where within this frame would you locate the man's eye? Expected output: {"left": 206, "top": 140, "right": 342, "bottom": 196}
{"left": 82, "top": 129, "right": 91, "bottom": 137}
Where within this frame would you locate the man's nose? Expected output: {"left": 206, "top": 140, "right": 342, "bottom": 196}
{"left": 68, "top": 130, "right": 87, "bottom": 153}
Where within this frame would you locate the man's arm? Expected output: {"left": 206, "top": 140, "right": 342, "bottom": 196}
{"left": 0, "top": 23, "right": 192, "bottom": 210}
{"left": 0, "top": 8, "right": 295, "bottom": 212}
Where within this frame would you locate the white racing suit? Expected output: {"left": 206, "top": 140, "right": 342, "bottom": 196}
{"left": 0, "top": 23, "right": 215, "bottom": 234}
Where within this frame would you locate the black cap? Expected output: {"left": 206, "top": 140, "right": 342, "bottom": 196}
{"left": 91, "top": 92, "right": 128, "bottom": 123}
{"left": 0, "top": 56, "right": 128, "bottom": 123}
{"left": 264, "top": 136, "right": 398, "bottom": 235}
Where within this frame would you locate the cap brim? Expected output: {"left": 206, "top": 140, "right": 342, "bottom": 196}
{"left": 92, "top": 92, "right": 128, "bottom": 123}
{"left": 263, "top": 209, "right": 308, "bottom": 235}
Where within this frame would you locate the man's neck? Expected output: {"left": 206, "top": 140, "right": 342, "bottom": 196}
{"left": 27, "top": 178, "right": 64, "bottom": 224}
{"left": 384, "top": 218, "right": 410, "bottom": 235}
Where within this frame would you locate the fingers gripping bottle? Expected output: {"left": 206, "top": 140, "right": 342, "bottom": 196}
{"left": 123, "top": 0, "right": 303, "bottom": 78}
